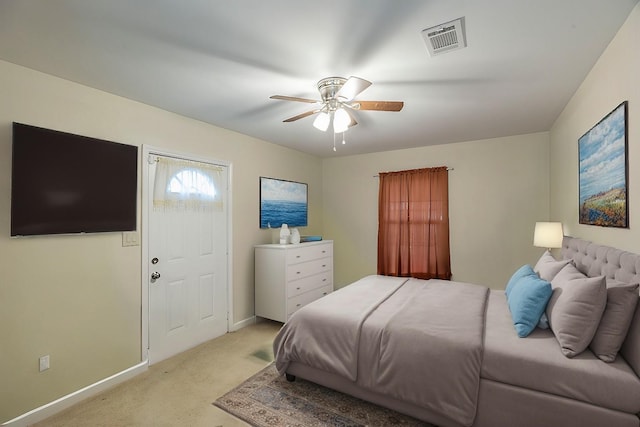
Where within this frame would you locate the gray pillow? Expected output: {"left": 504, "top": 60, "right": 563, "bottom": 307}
{"left": 533, "top": 250, "right": 572, "bottom": 282}
{"left": 546, "top": 263, "right": 607, "bottom": 357}
{"left": 589, "top": 280, "right": 639, "bottom": 362}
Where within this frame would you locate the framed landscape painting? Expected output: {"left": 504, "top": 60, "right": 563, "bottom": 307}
{"left": 259, "top": 177, "right": 308, "bottom": 229}
{"left": 578, "top": 101, "right": 628, "bottom": 228}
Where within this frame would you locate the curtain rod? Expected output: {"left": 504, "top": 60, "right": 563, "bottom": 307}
{"left": 373, "top": 167, "right": 454, "bottom": 178}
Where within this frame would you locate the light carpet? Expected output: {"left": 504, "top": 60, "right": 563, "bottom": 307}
{"left": 214, "top": 363, "right": 432, "bottom": 426}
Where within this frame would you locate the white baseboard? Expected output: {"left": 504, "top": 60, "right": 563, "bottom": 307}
{"left": 231, "top": 315, "right": 256, "bottom": 331}
{"left": 4, "top": 320, "right": 259, "bottom": 426}
{"left": 2, "top": 361, "right": 148, "bottom": 427}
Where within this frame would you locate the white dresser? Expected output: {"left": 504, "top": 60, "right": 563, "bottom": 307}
{"left": 255, "top": 240, "right": 333, "bottom": 322}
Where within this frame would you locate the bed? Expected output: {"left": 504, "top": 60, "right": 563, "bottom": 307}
{"left": 273, "top": 236, "right": 640, "bottom": 427}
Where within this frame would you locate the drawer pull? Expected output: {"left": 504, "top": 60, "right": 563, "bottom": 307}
{"left": 322, "top": 264, "right": 326, "bottom": 268}
{"left": 296, "top": 271, "right": 301, "bottom": 275}
{"left": 322, "top": 278, "right": 327, "bottom": 282}
{"left": 296, "top": 303, "right": 301, "bottom": 307}
{"left": 322, "top": 292, "right": 328, "bottom": 295}
{"left": 296, "top": 287, "right": 301, "bottom": 290}
{"left": 296, "top": 255, "right": 301, "bottom": 258}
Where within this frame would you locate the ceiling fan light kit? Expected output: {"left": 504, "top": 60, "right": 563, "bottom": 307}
{"left": 333, "top": 108, "right": 351, "bottom": 133}
{"left": 270, "top": 75, "right": 404, "bottom": 150}
{"left": 313, "top": 111, "right": 330, "bottom": 131}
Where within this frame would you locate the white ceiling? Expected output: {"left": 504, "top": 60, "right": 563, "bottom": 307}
{"left": 0, "top": 0, "right": 637, "bottom": 158}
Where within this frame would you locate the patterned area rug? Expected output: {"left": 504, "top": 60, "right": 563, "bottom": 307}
{"left": 213, "top": 363, "right": 433, "bottom": 426}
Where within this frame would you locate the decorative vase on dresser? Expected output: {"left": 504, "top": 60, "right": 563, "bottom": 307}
{"left": 254, "top": 240, "right": 333, "bottom": 322}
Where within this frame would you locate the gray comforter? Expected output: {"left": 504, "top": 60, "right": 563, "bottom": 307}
{"left": 273, "top": 275, "right": 489, "bottom": 427}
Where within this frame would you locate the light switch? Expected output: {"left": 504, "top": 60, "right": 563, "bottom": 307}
{"left": 122, "top": 231, "right": 140, "bottom": 247}
{"left": 39, "top": 355, "right": 50, "bottom": 372}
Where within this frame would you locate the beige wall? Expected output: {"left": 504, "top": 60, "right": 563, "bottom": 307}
{"left": 3, "top": 3, "right": 637, "bottom": 422}
{"left": 0, "top": 60, "right": 323, "bottom": 422}
{"left": 322, "top": 132, "right": 550, "bottom": 290}
{"left": 550, "top": 4, "right": 639, "bottom": 253}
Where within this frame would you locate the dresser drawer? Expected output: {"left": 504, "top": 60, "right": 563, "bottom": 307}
{"left": 287, "top": 257, "right": 332, "bottom": 280}
{"left": 287, "top": 284, "right": 333, "bottom": 317}
{"left": 287, "top": 271, "right": 333, "bottom": 298}
{"left": 255, "top": 240, "right": 333, "bottom": 323}
{"left": 287, "top": 243, "right": 333, "bottom": 265}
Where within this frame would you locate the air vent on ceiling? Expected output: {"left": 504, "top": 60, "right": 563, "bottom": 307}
{"left": 421, "top": 17, "right": 467, "bottom": 57}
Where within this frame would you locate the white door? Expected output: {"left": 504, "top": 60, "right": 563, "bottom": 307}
{"left": 146, "top": 152, "right": 229, "bottom": 364}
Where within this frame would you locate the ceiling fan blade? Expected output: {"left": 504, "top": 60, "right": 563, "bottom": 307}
{"left": 270, "top": 95, "right": 319, "bottom": 103}
{"left": 283, "top": 110, "right": 319, "bottom": 122}
{"left": 354, "top": 101, "right": 404, "bottom": 112}
{"left": 335, "top": 76, "right": 372, "bottom": 101}
{"left": 347, "top": 110, "right": 358, "bottom": 129}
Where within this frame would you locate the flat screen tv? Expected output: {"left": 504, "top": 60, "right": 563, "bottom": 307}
{"left": 259, "top": 177, "right": 308, "bottom": 229}
{"left": 11, "top": 122, "right": 138, "bottom": 236}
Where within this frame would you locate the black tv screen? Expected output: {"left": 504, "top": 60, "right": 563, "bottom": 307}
{"left": 11, "top": 123, "right": 138, "bottom": 236}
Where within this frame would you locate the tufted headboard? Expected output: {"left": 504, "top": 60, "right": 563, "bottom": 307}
{"left": 562, "top": 235, "right": 640, "bottom": 285}
{"left": 561, "top": 236, "right": 640, "bottom": 374}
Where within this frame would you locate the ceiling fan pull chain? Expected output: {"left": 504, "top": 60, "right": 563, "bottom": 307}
{"left": 342, "top": 132, "right": 346, "bottom": 145}
{"left": 333, "top": 132, "right": 337, "bottom": 152}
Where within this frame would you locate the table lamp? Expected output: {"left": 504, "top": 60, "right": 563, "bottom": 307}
{"left": 533, "top": 222, "right": 564, "bottom": 251}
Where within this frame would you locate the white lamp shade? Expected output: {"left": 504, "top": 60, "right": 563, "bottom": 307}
{"left": 313, "top": 112, "right": 330, "bottom": 131}
{"left": 333, "top": 108, "right": 350, "bottom": 133}
{"left": 533, "top": 222, "right": 563, "bottom": 249}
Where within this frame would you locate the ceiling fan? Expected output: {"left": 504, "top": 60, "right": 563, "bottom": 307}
{"left": 270, "top": 76, "right": 404, "bottom": 134}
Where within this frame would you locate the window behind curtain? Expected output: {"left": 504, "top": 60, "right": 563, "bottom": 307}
{"left": 152, "top": 156, "right": 224, "bottom": 212}
{"left": 377, "top": 166, "right": 451, "bottom": 280}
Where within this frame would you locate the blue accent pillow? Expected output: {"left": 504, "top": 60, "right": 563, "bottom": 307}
{"left": 507, "top": 275, "right": 553, "bottom": 337}
{"left": 505, "top": 264, "right": 536, "bottom": 297}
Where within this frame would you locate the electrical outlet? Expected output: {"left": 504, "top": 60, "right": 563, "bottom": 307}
{"left": 39, "top": 355, "right": 50, "bottom": 372}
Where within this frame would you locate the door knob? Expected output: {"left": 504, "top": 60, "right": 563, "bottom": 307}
{"left": 151, "top": 272, "right": 161, "bottom": 280}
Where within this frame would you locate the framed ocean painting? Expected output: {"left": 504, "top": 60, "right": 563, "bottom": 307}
{"left": 578, "top": 101, "right": 628, "bottom": 228}
{"left": 260, "top": 177, "right": 308, "bottom": 228}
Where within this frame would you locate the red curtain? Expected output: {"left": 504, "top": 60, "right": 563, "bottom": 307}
{"left": 377, "top": 166, "right": 451, "bottom": 280}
